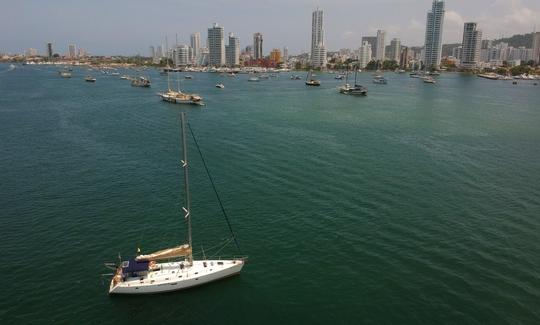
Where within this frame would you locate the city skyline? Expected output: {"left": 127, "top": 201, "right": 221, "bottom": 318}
{"left": 1, "top": 0, "right": 540, "bottom": 55}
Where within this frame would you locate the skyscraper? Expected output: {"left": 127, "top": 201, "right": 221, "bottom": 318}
{"left": 174, "top": 45, "right": 189, "bottom": 66}
{"left": 388, "top": 38, "right": 401, "bottom": 61}
{"left": 46, "top": 42, "right": 53, "bottom": 59}
{"left": 190, "top": 32, "right": 201, "bottom": 62}
{"left": 311, "top": 8, "right": 327, "bottom": 68}
{"left": 225, "top": 33, "right": 240, "bottom": 67}
{"left": 423, "top": 0, "right": 445, "bottom": 69}
{"left": 358, "top": 41, "right": 372, "bottom": 68}
{"left": 68, "top": 44, "right": 77, "bottom": 58}
{"left": 375, "top": 30, "right": 386, "bottom": 61}
{"left": 460, "top": 22, "right": 482, "bottom": 69}
{"left": 283, "top": 46, "right": 289, "bottom": 62}
{"left": 253, "top": 33, "right": 263, "bottom": 60}
{"left": 362, "top": 36, "right": 377, "bottom": 52}
{"left": 208, "top": 23, "right": 225, "bottom": 66}
{"left": 533, "top": 32, "right": 540, "bottom": 65}
{"left": 149, "top": 46, "right": 155, "bottom": 58}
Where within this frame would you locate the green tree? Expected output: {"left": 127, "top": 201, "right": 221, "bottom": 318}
{"left": 382, "top": 60, "right": 399, "bottom": 70}
{"left": 365, "top": 60, "right": 378, "bottom": 70}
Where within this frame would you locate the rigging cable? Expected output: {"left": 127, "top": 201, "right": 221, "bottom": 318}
{"left": 187, "top": 122, "right": 242, "bottom": 254}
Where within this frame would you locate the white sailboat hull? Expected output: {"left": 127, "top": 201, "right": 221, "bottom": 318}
{"left": 109, "top": 259, "right": 244, "bottom": 295}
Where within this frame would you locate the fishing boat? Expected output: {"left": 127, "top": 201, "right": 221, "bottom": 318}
{"left": 216, "top": 83, "right": 225, "bottom": 89}
{"left": 305, "top": 70, "right": 321, "bottom": 86}
{"left": 423, "top": 76, "right": 436, "bottom": 84}
{"left": 158, "top": 72, "right": 203, "bottom": 105}
{"left": 339, "top": 68, "right": 367, "bottom": 96}
{"left": 84, "top": 76, "right": 96, "bottom": 82}
{"left": 131, "top": 77, "right": 151, "bottom": 87}
{"left": 372, "top": 75, "right": 388, "bottom": 84}
{"left": 107, "top": 112, "right": 244, "bottom": 294}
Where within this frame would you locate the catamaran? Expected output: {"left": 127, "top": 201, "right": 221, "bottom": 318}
{"left": 107, "top": 113, "right": 244, "bottom": 294}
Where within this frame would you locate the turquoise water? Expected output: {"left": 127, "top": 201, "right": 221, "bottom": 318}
{"left": 1, "top": 64, "right": 540, "bottom": 324}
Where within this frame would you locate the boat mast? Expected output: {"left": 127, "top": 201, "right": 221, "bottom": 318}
{"left": 181, "top": 112, "right": 193, "bottom": 264}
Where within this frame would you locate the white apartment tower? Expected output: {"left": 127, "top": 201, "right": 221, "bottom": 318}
{"left": 174, "top": 45, "right": 190, "bottom": 66}
{"left": 358, "top": 41, "right": 372, "bottom": 68}
{"left": 190, "top": 32, "right": 201, "bottom": 63}
{"left": 423, "top": 0, "right": 445, "bottom": 69}
{"left": 460, "top": 22, "right": 482, "bottom": 69}
{"left": 375, "top": 30, "right": 386, "bottom": 61}
{"left": 226, "top": 33, "right": 240, "bottom": 67}
{"left": 311, "top": 8, "right": 327, "bottom": 68}
{"left": 208, "top": 23, "right": 225, "bottom": 66}
{"left": 253, "top": 33, "right": 263, "bottom": 60}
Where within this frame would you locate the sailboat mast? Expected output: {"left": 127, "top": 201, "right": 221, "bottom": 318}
{"left": 181, "top": 112, "right": 193, "bottom": 264}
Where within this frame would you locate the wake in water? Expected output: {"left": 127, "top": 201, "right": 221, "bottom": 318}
{"left": 0, "top": 64, "right": 16, "bottom": 73}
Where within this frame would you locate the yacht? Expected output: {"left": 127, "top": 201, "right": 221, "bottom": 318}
{"left": 305, "top": 70, "right": 321, "bottom": 86}
{"left": 339, "top": 69, "right": 367, "bottom": 96}
{"left": 131, "top": 77, "right": 151, "bottom": 87}
{"left": 372, "top": 75, "right": 388, "bottom": 84}
{"left": 158, "top": 73, "right": 203, "bottom": 105}
{"left": 423, "top": 76, "right": 436, "bottom": 84}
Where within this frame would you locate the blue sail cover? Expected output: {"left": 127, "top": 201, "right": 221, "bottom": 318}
{"left": 122, "top": 259, "right": 149, "bottom": 273}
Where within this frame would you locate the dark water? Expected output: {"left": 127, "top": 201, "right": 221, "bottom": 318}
{"left": 1, "top": 64, "right": 539, "bottom": 324}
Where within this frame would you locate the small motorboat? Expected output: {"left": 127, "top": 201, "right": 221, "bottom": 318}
{"left": 216, "top": 83, "right": 225, "bottom": 89}
{"left": 423, "top": 76, "right": 436, "bottom": 84}
{"left": 85, "top": 76, "right": 96, "bottom": 82}
{"left": 372, "top": 75, "right": 388, "bottom": 84}
{"left": 248, "top": 77, "right": 260, "bottom": 82}
{"left": 184, "top": 75, "right": 193, "bottom": 79}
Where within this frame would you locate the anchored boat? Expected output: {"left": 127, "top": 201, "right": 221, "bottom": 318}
{"left": 305, "top": 70, "right": 321, "bottom": 86}
{"left": 339, "top": 67, "right": 367, "bottom": 96}
{"left": 158, "top": 71, "right": 203, "bottom": 105}
{"left": 107, "top": 113, "right": 244, "bottom": 294}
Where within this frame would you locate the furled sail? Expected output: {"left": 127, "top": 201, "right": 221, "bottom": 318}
{"left": 135, "top": 244, "right": 192, "bottom": 261}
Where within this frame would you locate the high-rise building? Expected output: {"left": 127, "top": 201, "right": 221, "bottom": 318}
{"left": 253, "top": 33, "right": 263, "bottom": 60}
{"left": 388, "top": 38, "right": 401, "bottom": 61}
{"left": 533, "top": 32, "right": 540, "bottom": 64}
{"left": 270, "top": 48, "right": 282, "bottom": 63}
{"left": 68, "top": 44, "right": 77, "bottom": 58}
{"left": 460, "top": 22, "right": 482, "bottom": 68}
{"left": 225, "top": 33, "right": 240, "bottom": 67}
{"left": 149, "top": 46, "right": 155, "bottom": 58}
{"left": 358, "top": 41, "right": 372, "bottom": 68}
{"left": 78, "top": 48, "right": 87, "bottom": 57}
{"left": 190, "top": 32, "right": 201, "bottom": 62}
{"left": 208, "top": 23, "right": 225, "bottom": 66}
{"left": 399, "top": 46, "right": 410, "bottom": 69}
{"left": 174, "top": 45, "right": 190, "bottom": 66}
{"left": 423, "top": 0, "right": 445, "bottom": 69}
{"left": 46, "top": 42, "right": 53, "bottom": 59}
{"left": 283, "top": 46, "right": 289, "bottom": 62}
{"left": 310, "top": 8, "right": 327, "bottom": 68}
{"left": 452, "top": 46, "right": 463, "bottom": 60}
{"left": 156, "top": 46, "right": 163, "bottom": 58}
{"left": 361, "top": 36, "right": 377, "bottom": 53}
{"left": 375, "top": 30, "right": 386, "bottom": 61}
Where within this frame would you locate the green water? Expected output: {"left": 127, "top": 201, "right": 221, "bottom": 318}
{"left": 1, "top": 64, "right": 540, "bottom": 324}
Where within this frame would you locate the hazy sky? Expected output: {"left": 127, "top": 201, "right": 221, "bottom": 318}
{"left": 1, "top": 0, "right": 539, "bottom": 55}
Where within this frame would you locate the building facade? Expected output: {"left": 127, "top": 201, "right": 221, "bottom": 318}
{"left": 375, "top": 30, "right": 386, "bottom": 61}
{"left": 208, "top": 23, "right": 225, "bottom": 66}
{"left": 358, "top": 41, "right": 372, "bottom": 68}
{"left": 460, "top": 22, "right": 482, "bottom": 68}
{"left": 68, "top": 44, "right": 77, "bottom": 58}
{"left": 253, "top": 33, "right": 263, "bottom": 60}
{"left": 388, "top": 38, "right": 401, "bottom": 61}
{"left": 423, "top": 0, "right": 445, "bottom": 69}
{"left": 190, "top": 32, "right": 201, "bottom": 64}
{"left": 533, "top": 32, "right": 540, "bottom": 64}
{"left": 311, "top": 8, "right": 327, "bottom": 68}
{"left": 225, "top": 33, "right": 240, "bottom": 67}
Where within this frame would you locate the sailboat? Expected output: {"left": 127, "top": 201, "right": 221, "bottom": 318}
{"left": 339, "top": 67, "right": 367, "bottom": 96}
{"left": 305, "top": 70, "right": 321, "bottom": 86}
{"left": 108, "top": 113, "right": 244, "bottom": 294}
{"left": 158, "top": 71, "right": 203, "bottom": 105}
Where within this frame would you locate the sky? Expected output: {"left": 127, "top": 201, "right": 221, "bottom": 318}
{"left": 1, "top": 0, "right": 539, "bottom": 55}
